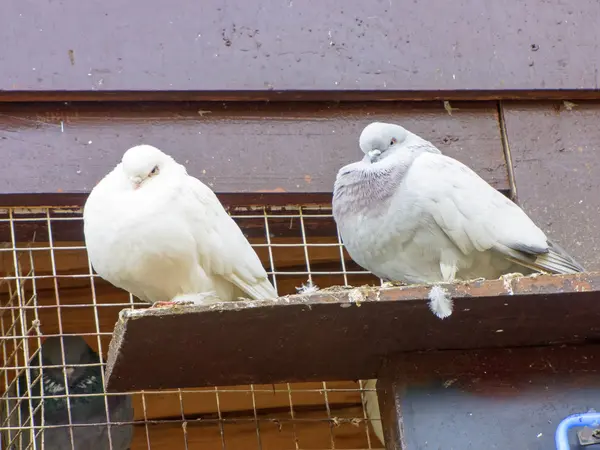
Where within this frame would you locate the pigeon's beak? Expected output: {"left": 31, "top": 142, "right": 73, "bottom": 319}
{"left": 367, "top": 149, "right": 381, "bottom": 163}
{"left": 130, "top": 176, "right": 143, "bottom": 190}
{"left": 65, "top": 366, "right": 75, "bottom": 381}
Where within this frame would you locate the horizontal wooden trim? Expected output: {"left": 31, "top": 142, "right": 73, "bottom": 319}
{"left": 3, "top": 0, "right": 599, "bottom": 92}
{"left": 129, "top": 405, "right": 379, "bottom": 450}
{"left": 0, "top": 192, "right": 336, "bottom": 209}
{"left": 2, "top": 90, "right": 600, "bottom": 103}
{"left": 105, "top": 272, "right": 600, "bottom": 392}
{"left": 0, "top": 101, "right": 508, "bottom": 202}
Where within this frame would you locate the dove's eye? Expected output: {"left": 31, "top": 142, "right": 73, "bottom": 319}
{"left": 390, "top": 138, "right": 397, "bottom": 146}
{"left": 150, "top": 166, "right": 159, "bottom": 176}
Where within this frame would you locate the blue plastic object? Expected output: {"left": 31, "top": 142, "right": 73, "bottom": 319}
{"left": 555, "top": 412, "right": 600, "bottom": 450}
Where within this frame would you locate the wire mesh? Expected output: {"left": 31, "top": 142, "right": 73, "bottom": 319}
{"left": 0, "top": 205, "right": 383, "bottom": 450}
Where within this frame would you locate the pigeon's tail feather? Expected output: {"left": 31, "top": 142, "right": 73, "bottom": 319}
{"left": 505, "top": 239, "right": 586, "bottom": 275}
{"left": 230, "top": 274, "right": 278, "bottom": 300}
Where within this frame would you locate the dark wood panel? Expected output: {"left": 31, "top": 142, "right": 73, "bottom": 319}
{"left": 384, "top": 347, "right": 600, "bottom": 450}
{"left": 2, "top": 0, "right": 599, "bottom": 96}
{"left": 0, "top": 101, "right": 507, "bottom": 204}
{"left": 503, "top": 101, "right": 600, "bottom": 271}
{"left": 105, "top": 272, "right": 600, "bottom": 392}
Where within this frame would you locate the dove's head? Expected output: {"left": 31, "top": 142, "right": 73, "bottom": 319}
{"left": 359, "top": 122, "right": 410, "bottom": 163}
{"left": 121, "top": 145, "right": 174, "bottom": 189}
{"left": 41, "top": 336, "right": 99, "bottom": 387}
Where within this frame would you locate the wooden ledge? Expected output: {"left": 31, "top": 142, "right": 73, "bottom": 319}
{"left": 105, "top": 272, "right": 600, "bottom": 392}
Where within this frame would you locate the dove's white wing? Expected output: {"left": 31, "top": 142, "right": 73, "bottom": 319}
{"left": 403, "top": 151, "right": 585, "bottom": 274}
{"left": 180, "top": 176, "right": 278, "bottom": 300}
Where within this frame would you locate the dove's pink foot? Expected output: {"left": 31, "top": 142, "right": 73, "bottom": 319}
{"left": 152, "top": 301, "right": 177, "bottom": 308}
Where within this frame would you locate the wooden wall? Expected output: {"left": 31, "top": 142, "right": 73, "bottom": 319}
{"left": 1, "top": 0, "right": 600, "bottom": 97}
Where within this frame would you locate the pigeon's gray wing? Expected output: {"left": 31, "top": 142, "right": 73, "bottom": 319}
{"left": 403, "top": 152, "right": 585, "bottom": 274}
{"left": 180, "top": 176, "right": 278, "bottom": 300}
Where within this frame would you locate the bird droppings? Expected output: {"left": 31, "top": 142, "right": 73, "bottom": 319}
{"left": 443, "top": 379, "right": 457, "bottom": 388}
{"left": 381, "top": 281, "right": 407, "bottom": 289}
{"left": 443, "top": 100, "right": 459, "bottom": 116}
{"left": 348, "top": 288, "right": 366, "bottom": 306}
{"left": 499, "top": 272, "right": 525, "bottom": 295}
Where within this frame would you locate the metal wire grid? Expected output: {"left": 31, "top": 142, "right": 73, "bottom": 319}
{"left": 0, "top": 205, "right": 383, "bottom": 450}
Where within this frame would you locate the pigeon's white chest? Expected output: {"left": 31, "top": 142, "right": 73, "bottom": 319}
{"left": 84, "top": 190, "right": 211, "bottom": 303}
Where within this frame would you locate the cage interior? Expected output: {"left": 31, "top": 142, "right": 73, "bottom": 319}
{"left": 0, "top": 204, "right": 384, "bottom": 449}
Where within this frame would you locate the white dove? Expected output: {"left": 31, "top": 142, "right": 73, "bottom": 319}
{"left": 83, "top": 144, "right": 277, "bottom": 306}
{"left": 332, "top": 121, "right": 585, "bottom": 445}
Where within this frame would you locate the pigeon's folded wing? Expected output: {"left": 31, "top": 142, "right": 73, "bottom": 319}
{"left": 180, "top": 176, "right": 278, "bottom": 300}
{"left": 407, "top": 152, "right": 585, "bottom": 274}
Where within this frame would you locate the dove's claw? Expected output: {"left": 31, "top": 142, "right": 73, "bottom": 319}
{"left": 152, "top": 301, "right": 177, "bottom": 308}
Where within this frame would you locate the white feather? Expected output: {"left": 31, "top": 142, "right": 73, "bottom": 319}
{"left": 296, "top": 279, "right": 320, "bottom": 294}
{"left": 427, "top": 285, "right": 453, "bottom": 319}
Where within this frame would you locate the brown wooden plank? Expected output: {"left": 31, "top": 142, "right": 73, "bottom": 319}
{"left": 3, "top": 91, "right": 600, "bottom": 103}
{"left": 0, "top": 101, "right": 507, "bottom": 206}
{"left": 2, "top": 0, "right": 600, "bottom": 97}
{"left": 503, "top": 101, "right": 600, "bottom": 270}
{"left": 105, "top": 272, "right": 600, "bottom": 392}
{"left": 130, "top": 381, "right": 363, "bottom": 422}
{"left": 129, "top": 406, "right": 381, "bottom": 450}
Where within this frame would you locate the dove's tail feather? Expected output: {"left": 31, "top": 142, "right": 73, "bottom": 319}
{"left": 362, "top": 379, "right": 385, "bottom": 445}
{"left": 504, "top": 239, "right": 586, "bottom": 275}
{"left": 230, "top": 274, "right": 278, "bottom": 300}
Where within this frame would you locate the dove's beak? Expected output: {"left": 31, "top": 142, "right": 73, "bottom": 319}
{"left": 130, "top": 176, "right": 143, "bottom": 189}
{"left": 367, "top": 149, "right": 381, "bottom": 163}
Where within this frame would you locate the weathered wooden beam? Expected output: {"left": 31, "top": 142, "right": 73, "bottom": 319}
{"left": 2, "top": 0, "right": 599, "bottom": 97}
{"left": 0, "top": 101, "right": 507, "bottom": 207}
{"left": 105, "top": 272, "right": 600, "bottom": 392}
{"left": 3, "top": 91, "right": 600, "bottom": 103}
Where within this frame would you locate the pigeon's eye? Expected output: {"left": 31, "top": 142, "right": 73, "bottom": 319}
{"left": 390, "top": 137, "right": 397, "bottom": 146}
{"left": 150, "top": 166, "right": 159, "bottom": 176}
